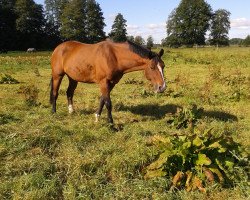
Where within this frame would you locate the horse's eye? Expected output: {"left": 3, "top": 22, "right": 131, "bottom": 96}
{"left": 150, "top": 65, "right": 155, "bottom": 70}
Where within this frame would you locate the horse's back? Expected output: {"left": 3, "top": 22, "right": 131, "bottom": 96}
{"left": 51, "top": 40, "right": 119, "bottom": 83}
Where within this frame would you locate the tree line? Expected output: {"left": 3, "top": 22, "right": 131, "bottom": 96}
{"left": 163, "top": 0, "right": 231, "bottom": 47}
{"left": 1, "top": 0, "right": 248, "bottom": 51}
{"left": 0, "top": 0, "right": 154, "bottom": 51}
{"left": 0, "top": 0, "right": 108, "bottom": 50}
{"left": 229, "top": 36, "right": 250, "bottom": 46}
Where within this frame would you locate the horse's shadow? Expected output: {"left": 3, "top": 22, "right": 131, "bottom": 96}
{"left": 116, "top": 103, "right": 180, "bottom": 119}
{"left": 202, "top": 110, "right": 238, "bottom": 122}
{"left": 116, "top": 103, "right": 238, "bottom": 122}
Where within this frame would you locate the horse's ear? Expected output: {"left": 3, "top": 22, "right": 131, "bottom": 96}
{"left": 158, "top": 49, "right": 164, "bottom": 57}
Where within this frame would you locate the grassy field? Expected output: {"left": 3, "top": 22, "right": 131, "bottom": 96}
{"left": 0, "top": 47, "right": 249, "bottom": 199}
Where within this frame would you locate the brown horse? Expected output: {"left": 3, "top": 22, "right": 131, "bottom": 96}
{"left": 50, "top": 40, "right": 166, "bottom": 123}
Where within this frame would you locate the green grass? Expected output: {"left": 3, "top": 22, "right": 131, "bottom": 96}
{"left": 0, "top": 47, "right": 249, "bottom": 199}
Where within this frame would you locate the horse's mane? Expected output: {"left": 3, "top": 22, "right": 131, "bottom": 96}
{"left": 127, "top": 40, "right": 156, "bottom": 59}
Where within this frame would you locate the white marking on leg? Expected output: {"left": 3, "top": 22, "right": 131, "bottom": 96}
{"left": 68, "top": 104, "right": 74, "bottom": 114}
{"left": 95, "top": 113, "right": 100, "bottom": 122}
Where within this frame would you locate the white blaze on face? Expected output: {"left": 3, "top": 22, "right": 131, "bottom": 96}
{"left": 157, "top": 63, "right": 166, "bottom": 91}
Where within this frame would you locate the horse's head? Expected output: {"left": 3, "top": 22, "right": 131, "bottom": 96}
{"left": 145, "top": 49, "right": 166, "bottom": 93}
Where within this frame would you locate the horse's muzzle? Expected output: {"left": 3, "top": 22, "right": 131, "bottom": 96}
{"left": 155, "top": 83, "right": 166, "bottom": 93}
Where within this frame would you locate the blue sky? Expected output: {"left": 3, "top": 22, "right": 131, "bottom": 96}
{"left": 35, "top": 0, "right": 250, "bottom": 43}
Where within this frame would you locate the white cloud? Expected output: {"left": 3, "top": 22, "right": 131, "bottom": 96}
{"left": 127, "top": 24, "right": 140, "bottom": 30}
{"left": 146, "top": 23, "right": 165, "bottom": 30}
{"left": 231, "top": 18, "right": 250, "bottom": 29}
{"left": 125, "top": 23, "right": 166, "bottom": 43}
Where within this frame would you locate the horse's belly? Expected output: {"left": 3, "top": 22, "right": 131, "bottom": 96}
{"left": 65, "top": 65, "right": 96, "bottom": 83}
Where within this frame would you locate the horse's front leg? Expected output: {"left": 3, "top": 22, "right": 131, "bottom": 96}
{"left": 95, "top": 96, "right": 105, "bottom": 122}
{"left": 96, "top": 80, "right": 115, "bottom": 123}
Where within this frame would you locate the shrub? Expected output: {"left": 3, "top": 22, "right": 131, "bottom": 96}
{"left": 145, "top": 129, "right": 249, "bottom": 192}
{"left": 0, "top": 74, "right": 19, "bottom": 84}
{"left": 166, "top": 104, "right": 203, "bottom": 129}
{"left": 18, "top": 84, "right": 39, "bottom": 106}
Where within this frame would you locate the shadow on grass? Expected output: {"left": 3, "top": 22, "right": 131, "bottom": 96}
{"left": 116, "top": 103, "right": 238, "bottom": 122}
{"left": 202, "top": 110, "right": 238, "bottom": 122}
{"left": 79, "top": 108, "right": 96, "bottom": 115}
{"left": 116, "top": 103, "right": 181, "bottom": 119}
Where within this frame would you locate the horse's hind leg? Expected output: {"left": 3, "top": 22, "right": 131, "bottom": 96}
{"left": 51, "top": 74, "right": 64, "bottom": 113}
{"left": 66, "top": 77, "right": 78, "bottom": 113}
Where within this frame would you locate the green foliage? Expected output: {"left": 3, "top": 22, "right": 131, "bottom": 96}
{"left": 18, "top": 84, "right": 39, "bottom": 106}
{"left": 145, "top": 129, "right": 249, "bottom": 191}
{"left": 146, "top": 35, "right": 154, "bottom": 49}
{"left": 85, "top": 0, "right": 106, "bottom": 43}
{"left": 44, "top": 0, "right": 68, "bottom": 28}
{"left": 127, "top": 35, "right": 135, "bottom": 42}
{"left": 0, "top": 74, "right": 19, "bottom": 84}
{"left": 14, "top": 0, "right": 45, "bottom": 49}
{"left": 229, "top": 38, "right": 244, "bottom": 46}
{"left": 60, "top": 0, "right": 86, "bottom": 41}
{"left": 166, "top": 104, "right": 204, "bottom": 129}
{"left": 209, "top": 9, "right": 231, "bottom": 46}
{"left": 15, "top": 0, "right": 45, "bottom": 34}
{"left": 242, "top": 35, "right": 250, "bottom": 46}
{"left": 0, "top": 0, "right": 16, "bottom": 50}
{"left": 222, "top": 72, "right": 250, "bottom": 102}
{"left": 166, "top": 0, "right": 212, "bottom": 46}
{"left": 134, "top": 35, "right": 145, "bottom": 46}
{"left": 109, "top": 13, "right": 127, "bottom": 42}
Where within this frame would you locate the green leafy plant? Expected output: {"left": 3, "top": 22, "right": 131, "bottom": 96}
{"left": 166, "top": 104, "right": 203, "bottom": 129}
{"left": 0, "top": 74, "right": 19, "bottom": 84}
{"left": 145, "top": 129, "right": 249, "bottom": 192}
{"left": 224, "top": 73, "right": 249, "bottom": 101}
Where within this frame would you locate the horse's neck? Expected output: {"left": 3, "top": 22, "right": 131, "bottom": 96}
{"left": 112, "top": 42, "right": 150, "bottom": 74}
{"left": 123, "top": 62, "right": 148, "bottom": 73}
{"left": 120, "top": 53, "right": 149, "bottom": 73}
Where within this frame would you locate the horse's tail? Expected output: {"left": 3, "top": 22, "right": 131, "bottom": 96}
{"left": 50, "top": 77, "right": 53, "bottom": 104}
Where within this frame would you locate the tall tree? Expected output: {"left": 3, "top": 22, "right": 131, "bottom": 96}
{"left": 209, "top": 9, "right": 231, "bottom": 46}
{"left": 0, "top": 0, "right": 16, "bottom": 50}
{"left": 15, "top": 0, "right": 45, "bottom": 49}
{"left": 85, "top": 0, "right": 105, "bottom": 43}
{"left": 45, "top": 0, "right": 68, "bottom": 28}
{"left": 146, "top": 35, "right": 154, "bottom": 49}
{"left": 127, "top": 35, "right": 135, "bottom": 42}
{"left": 165, "top": 9, "right": 182, "bottom": 47}
{"left": 44, "top": 0, "right": 68, "bottom": 43}
{"left": 242, "top": 35, "right": 250, "bottom": 46}
{"left": 166, "top": 0, "right": 212, "bottom": 46}
{"left": 60, "top": 0, "right": 86, "bottom": 41}
{"left": 109, "top": 13, "right": 127, "bottom": 42}
{"left": 134, "top": 35, "right": 145, "bottom": 45}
